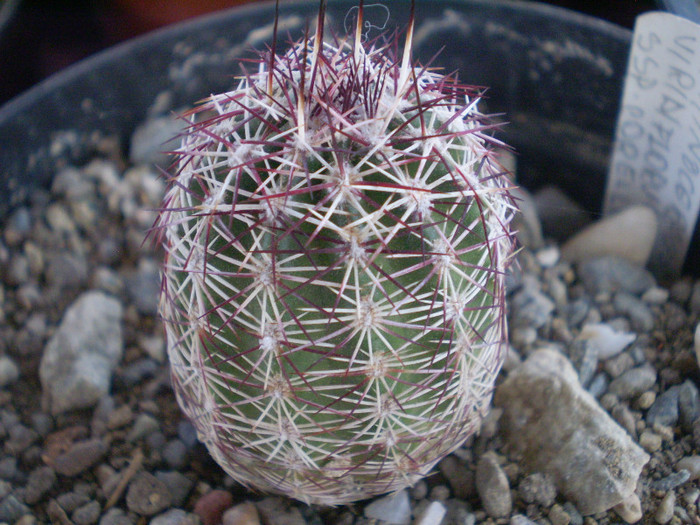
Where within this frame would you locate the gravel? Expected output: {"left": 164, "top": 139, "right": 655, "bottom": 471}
{"left": 0, "top": 125, "right": 699, "bottom": 524}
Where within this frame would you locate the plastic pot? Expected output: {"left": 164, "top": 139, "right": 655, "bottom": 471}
{"left": 3, "top": 0, "right": 680, "bottom": 267}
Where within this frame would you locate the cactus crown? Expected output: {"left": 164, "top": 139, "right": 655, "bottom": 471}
{"left": 157, "top": 0, "right": 516, "bottom": 505}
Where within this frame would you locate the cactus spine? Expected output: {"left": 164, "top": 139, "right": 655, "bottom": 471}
{"left": 157, "top": 0, "right": 516, "bottom": 505}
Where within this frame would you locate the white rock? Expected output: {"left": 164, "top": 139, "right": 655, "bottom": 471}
{"left": 39, "top": 291, "right": 123, "bottom": 414}
{"left": 577, "top": 323, "right": 636, "bottom": 360}
{"left": 494, "top": 349, "right": 649, "bottom": 516}
{"left": 413, "top": 501, "right": 446, "bottom": 525}
{"left": 364, "top": 490, "right": 411, "bottom": 525}
{"left": 561, "top": 205, "right": 657, "bottom": 267}
{"left": 511, "top": 186, "right": 544, "bottom": 249}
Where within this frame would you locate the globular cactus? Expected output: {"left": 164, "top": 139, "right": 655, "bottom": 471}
{"left": 157, "top": 0, "right": 516, "bottom": 505}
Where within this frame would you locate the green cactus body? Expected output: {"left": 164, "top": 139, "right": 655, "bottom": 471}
{"left": 158, "top": 3, "right": 515, "bottom": 505}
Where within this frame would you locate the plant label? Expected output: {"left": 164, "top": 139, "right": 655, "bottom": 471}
{"left": 605, "top": 11, "right": 700, "bottom": 280}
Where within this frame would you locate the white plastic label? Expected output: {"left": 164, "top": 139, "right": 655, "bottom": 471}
{"left": 605, "top": 11, "right": 700, "bottom": 280}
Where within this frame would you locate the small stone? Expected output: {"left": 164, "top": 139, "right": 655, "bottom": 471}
{"left": 364, "top": 490, "right": 411, "bottom": 524}
{"left": 439, "top": 455, "right": 473, "bottom": 499}
{"left": 151, "top": 508, "right": 200, "bottom": 525}
{"left": 127, "top": 414, "right": 160, "bottom": 442}
{"left": 414, "top": 501, "right": 446, "bottom": 525}
{"left": 0, "top": 357, "right": 19, "bottom": 387}
{"left": 124, "top": 259, "right": 160, "bottom": 316}
{"left": 654, "top": 491, "right": 675, "bottom": 524}
{"left": 45, "top": 252, "right": 89, "bottom": 289}
{"left": 676, "top": 456, "right": 700, "bottom": 480}
{"left": 650, "top": 470, "right": 691, "bottom": 491}
{"left": 99, "top": 508, "right": 133, "bottom": 525}
{"left": 72, "top": 500, "right": 101, "bottom": 525}
{"left": 646, "top": 386, "right": 680, "bottom": 427}
{"left": 194, "top": 489, "right": 234, "bottom": 525}
{"left": 561, "top": 206, "right": 657, "bottom": 267}
{"left": 637, "top": 390, "right": 657, "bottom": 410}
{"left": 0, "top": 494, "right": 30, "bottom": 523}
{"left": 639, "top": 430, "right": 662, "bottom": 453}
{"left": 613, "top": 292, "right": 654, "bottom": 332}
{"left": 611, "top": 404, "right": 637, "bottom": 439}
{"left": 510, "top": 515, "right": 538, "bottom": 525}
{"left": 510, "top": 285, "right": 555, "bottom": 330}
{"left": 24, "top": 465, "right": 57, "bottom": 504}
{"left": 126, "top": 471, "right": 172, "bottom": 516}
{"left": 475, "top": 452, "right": 512, "bottom": 518}
{"left": 608, "top": 365, "right": 657, "bottom": 400}
{"left": 695, "top": 323, "right": 700, "bottom": 368}
{"left": 518, "top": 472, "right": 556, "bottom": 507}
{"left": 533, "top": 185, "right": 592, "bottom": 240}
{"left": 577, "top": 323, "right": 635, "bottom": 360}
{"left": 255, "top": 497, "right": 306, "bottom": 525}
{"left": 163, "top": 439, "right": 187, "bottom": 469}
{"left": 679, "top": 379, "right": 700, "bottom": 430}
{"left": 613, "top": 493, "right": 643, "bottom": 523}
{"left": 604, "top": 352, "right": 634, "bottom": 378}
{"left": 222, "top": 501, "right": 260, "bottom": 525}
{"left": 641, "top": 286, "right": 669, "bottom": 304}
{"left": 548, "top": 504, "right": 571, "bottom": 525}
{"left": 578, "top": 256, "right": 656, "bottom": 296}
{"left": 53, "top": 439, "right": 108, "bottom": 476}
{"left": 155, "top": 470, "right": 194, "bottom": 508}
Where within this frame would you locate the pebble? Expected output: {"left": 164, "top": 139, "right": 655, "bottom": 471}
{"left": 124, "top": 259, "right": 161, "bottom": 316}
{"left": 364, "top": 490, "right": 411, "bottom": 524}
{"left": 222, "top": 501, "right": 260, "bottom": 525}
{"left": 613, "top": 493, "right": 643, "bottom": 523}
{"left": 72, "top": 500, "right": 101, "bottom": 525}
{"left": 39, "top": 291, "right": 124, "bottom": 414}
{"left": 24, "top": 465, "right": 57, "bottom": 504}
{"left": 193, "top": 489, "right": 234, "bottom": 525}
{"left": 150, "top": 508, "right": 200, "bottom": 525}
{"left": 414, "top": 501, "right": 447, "bottom": 525}
{"left": 439, "top": 455, "right": 473, "bottom": 499}
{"left": 639, "top": 430, "right": 662, "bottom": 453}
{"left": 655, "top": 491, "right": 675, "bottom": 524}
{"left": 155, "top": 471, "right": 194, "bottom": 508}
{"left": 518, "top": 472, "right": 556, "bottom": 507}
{"left": 509, "top": 285, "right": 555, "bottom": 330}
{"left": 127, "top": 414, "right": 160, "bottom": 442}
{"left": 99, "top": 506, "right": 131, "bottom": 524}
{"left": 255, "top": 496, "right": 307, "bottom": 525}
{"left": 0, "top": 356, "right": 19, "bottom": 387}
{"left": 646, "top": 386, "right": 681, "bottom": 427}
{"left": 126, "top": 472, "right": 172, "bottom": 517}
{"left": 695, "top": 322, "right": 700, "bottom": 370}
{"left": 53, "top": 439, "right": 108, "bottom": 477}
{"left": 676, "top": 455, "right": 700, "bottom": 481}
{"left": 604, "top": 352, "right": 634, "bottom": 378}
{"left": 510, "top": 515, "right": 538, "bottom": 525}
{"left": 576, "top": 323, "right": 635, "bottom": 360}
{"left": 578, "top": 256, "right": 656, "bottom": 296}
{"left": 163, "top": 439, "right": 187, "bottom": 469}
{"left": 650, "top": 470, "right": 691, "bottom": 491}
{"left": 613, "top": 292, "right": 655, "bottom": 332}
{"left": 532, "top": 185, "right": 592, "bottom": 240}
{"left": 475, "top": 452, "right": 512, "bottom": 518}
{"left": 0, "top": 494, "right": 30, "bottom": 523}
{"left": 548, "top": 503, "right": 571, "bottom": 525}
{"left": 560, "top": 206, "right": 657, "bottom": 267}
{"left": 679, "top": 380, "right": 700, "bottom": 430}
{"left": 608, "top": 365, "right": 657, "bottom": 400}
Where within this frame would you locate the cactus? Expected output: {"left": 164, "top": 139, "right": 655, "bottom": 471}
{"left": 156, "top": 0, "right": 516, "bottom": 505}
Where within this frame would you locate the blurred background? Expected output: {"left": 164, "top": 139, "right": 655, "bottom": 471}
{"left": 0, "top": 0, "right": 658, "bottom": 107}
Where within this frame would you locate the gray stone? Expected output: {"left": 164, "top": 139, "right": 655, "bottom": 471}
{"left": 655, "top": 491, "right": 675, "bottom": 524}
{"left": 126, "top": 471, "right": 172, "bottom": 517}
{"left": 364, "top": 490, "right": 411, "bottom": 524}
{"left": 414, "top": 501, "right": 446, "bottom": 525}
{"left": 39, "top": 291, "right": 123, "bottom": 414}
{"left": 578, "top": 256, "right": 656, "bottom": 296}
{"left": 650, "top": 470, "right": 691, "bottom": 491}
{"left": 155, "top": 471, "right": 194, "bottom": 507}
{"left": 613, "top": 292, "right": 654, "bottom": 332}
{"left": 676, "top": 456, "right": 700, "bottom": 481}
{"left": 679, "top": 380, "right": 700, "bottom": 430}
{"left": 45, "top": 252, "right": 89, "bottom": 289}
{"left": 125, "top": 259, "right": 161, "bottom": 316}
{"left": 0, "top": 356, "right": 19, "bottom": 387}
{"left": 494, "top": 349, "right": 649, "bottom": 515}
{"left": 646, "top": 386, "right": 681, "bottom": 427}
{"left": 510, "top": 282, "right": 555, "bottom": 330}
{"left": 150, "top": 508, "right": 200, "bottom": 525}
{"left": 99, "top": 508, "right": 134, "bottom": 525}
{"left": 24, "top": 465, "right": 57, "bottom": 504}
{"left": 72, "top": 500, "right": 101, "bottom": 525}
{"left": 576, "top": 323, "right": 635, "bottom": 360}
{"left": 475, "top": 452, "right": 512, "bottom": 518}
{"left": 53, "top": 439, "right": 108, "bottom": 477}
{"left": 532, "top": 185, "right": 592, "bottom": 240}
{"left": 0, "top": 494, "right": 30, "bottom": 523}
{"left": 163, "top": 439, "right": 187, "bottom": 470}
{"left": 607, "top": 365, "right": 657, "bottom": 400}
